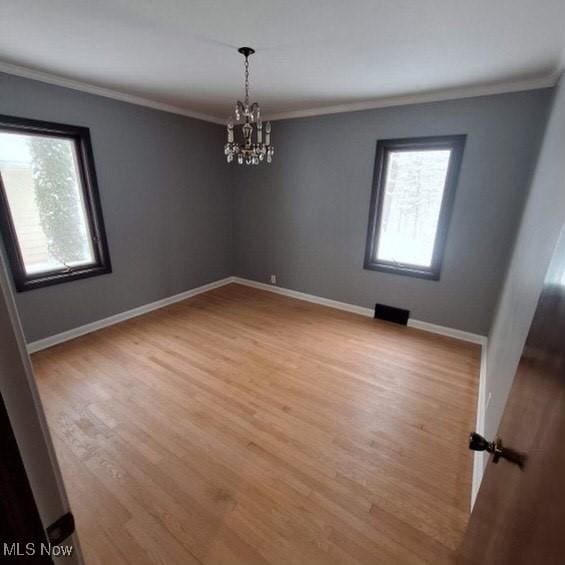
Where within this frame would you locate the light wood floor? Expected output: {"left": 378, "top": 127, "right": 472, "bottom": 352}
{"left": 33, "top": 283, "right": 479, "bottom": 564}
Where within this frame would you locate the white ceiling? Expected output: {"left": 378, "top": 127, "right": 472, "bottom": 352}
{"left": 1, "top": 0, "right": 564, "bottom": 122}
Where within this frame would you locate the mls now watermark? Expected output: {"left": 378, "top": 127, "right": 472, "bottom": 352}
{"left": 3, "top": 542, "right": 73, "bottom": 558}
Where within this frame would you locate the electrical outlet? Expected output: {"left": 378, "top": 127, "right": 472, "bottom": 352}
{"left": 270, "top": 274, "right": 277, "bottom": 284}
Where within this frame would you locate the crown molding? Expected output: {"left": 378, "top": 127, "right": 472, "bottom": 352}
{"left": 264, "top": 74, "right": 559, "bottom": 122}
{"left": 0, "top": 61, "right": 224, "bottom": 125}
{"left": 0, "top": 60, "right": 560, "bottom": 126}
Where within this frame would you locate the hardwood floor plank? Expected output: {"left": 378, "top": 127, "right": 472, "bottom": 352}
{"left": 33, "top": 283, "right": 479, "bottom": 564}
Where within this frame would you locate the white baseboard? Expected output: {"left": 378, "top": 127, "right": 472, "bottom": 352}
{"left": 407, "top": 319, "right": 487, "bottom": 346}
{"left": 232, "top": 277, "right": 375, "bottom": 318}
{"left": 28, "top": 275, "right": 489, "bottom": 352}
{"left": 233, "top": 277, "right": 487, "bottom": 346}
{"left": 471, "top": 343, "right": 488, "bottom": 510}
{"left": 27, "top": 277, "right": 235, "bottom": 353}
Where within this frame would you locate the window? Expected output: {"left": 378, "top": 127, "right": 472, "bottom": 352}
{"left": 0, "top": 115, "right": 111, "bottom": 291}
{"left": 364, "top": 135, "right": 465, "bottom": 280}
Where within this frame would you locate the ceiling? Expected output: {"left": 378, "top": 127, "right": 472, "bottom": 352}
{"left": 1, "top": 0, "right": 564, "bottom": 122}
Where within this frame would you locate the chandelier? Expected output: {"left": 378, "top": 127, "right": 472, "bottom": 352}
{"left": 225, "top": 47, "right": 274, "bottom": 165}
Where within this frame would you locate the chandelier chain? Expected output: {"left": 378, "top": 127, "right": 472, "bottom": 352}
{"left": 244, "top": 56, "right": 250, "bottom": 107}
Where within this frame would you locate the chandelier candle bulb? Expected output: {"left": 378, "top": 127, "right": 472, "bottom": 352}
{"left": 224, "top": 46, "right": 274, "bottom": 165}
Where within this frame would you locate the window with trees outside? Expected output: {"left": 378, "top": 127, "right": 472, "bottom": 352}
{"left": 0, "top": 115, "right": 111, "bottom": 291}
{"left": 364, "top": 135, "right": 466, "bottom": 280}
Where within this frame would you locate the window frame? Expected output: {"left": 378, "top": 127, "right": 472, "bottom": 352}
{"left": 0, "top": 114, "right": 111, "bottom": 292}
{"left": 364, "top": 134, "right": 466, "bottom": 280}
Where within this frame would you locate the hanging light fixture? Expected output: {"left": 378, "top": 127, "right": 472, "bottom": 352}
{"left": 225, "top": 47, "right": 274, "bottom": 165}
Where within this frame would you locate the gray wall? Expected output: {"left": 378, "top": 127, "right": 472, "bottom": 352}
{"left": 233, "top": 90, "right": 552, "bottom": 335}
{"left": 0, "top": 72, "right": 233, "bottom": 342}
{"left": 484, "top": 74, "right": 565, "bottom": 441}
{"left": 0, "top": 73, "right": 556, "bottom": 343}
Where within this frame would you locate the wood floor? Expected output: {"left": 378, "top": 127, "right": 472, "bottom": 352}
{"left": 33, "top": 283, "right": 480, "bottom": 564}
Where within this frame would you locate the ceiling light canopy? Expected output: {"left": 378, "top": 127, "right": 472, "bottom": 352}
{"left": 225, "top": 47, "right": 274, "bottom": 166}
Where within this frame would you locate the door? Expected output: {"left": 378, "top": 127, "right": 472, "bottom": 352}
{"left": 0, "top": 248, "right": 82, "bottom": 562}
{"left": 458, "top": 227, "right": 565, "bottom": 564}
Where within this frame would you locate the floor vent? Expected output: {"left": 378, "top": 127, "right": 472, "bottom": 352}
{"left": 374, "top": 304, "right": 409, "bottom": 325}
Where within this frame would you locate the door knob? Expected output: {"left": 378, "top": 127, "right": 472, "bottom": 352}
{"left": 468, "top": 432, "right": 526, "bottom": 469}
{"left": 469, "top": 432, "right": 494, "bottom": 453}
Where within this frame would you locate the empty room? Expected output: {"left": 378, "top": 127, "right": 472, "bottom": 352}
{"left": 1, "top": 1, "right": 565, "bottom": 563}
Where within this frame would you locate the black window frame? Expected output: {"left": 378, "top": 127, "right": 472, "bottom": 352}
{"left": 364, "top": 134, "right": 466, "bottom": 281}
{"left": 0, "top": 114, "right": 111, "bottom": 292}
